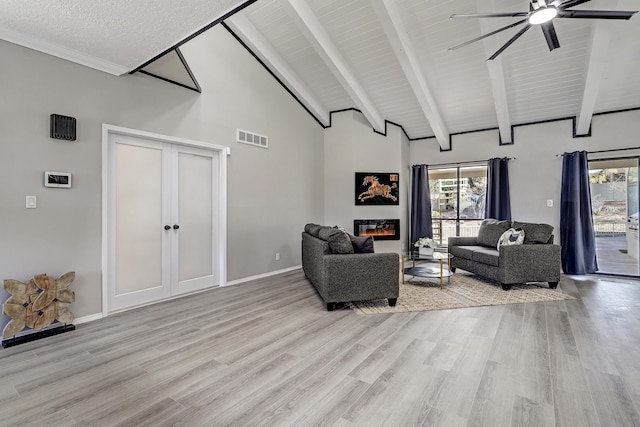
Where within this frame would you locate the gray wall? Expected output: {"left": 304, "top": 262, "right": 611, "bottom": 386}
{"left": 0, "top": 25, "right": 324, "bottom": 326}
{"left": 323, "top": 110, "right": 407, "bottom": 254}
{"left": 410, "top": 110, "right": 640, "bottom": 240}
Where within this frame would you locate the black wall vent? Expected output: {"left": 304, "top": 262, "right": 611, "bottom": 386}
{"left": 50, "top": 114, "right": 76, "bottom": 141}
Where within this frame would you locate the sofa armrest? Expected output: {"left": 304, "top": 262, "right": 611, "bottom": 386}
{"left": 448, "top": 236, "right": 478, "bottom": 247}
{"left": 499, "top": 244, "right": 562, "bottom": 283}
{"left": 322, "top": 253, "right": 399, "bottom": 301}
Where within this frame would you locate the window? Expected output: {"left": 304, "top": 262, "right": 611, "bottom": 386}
{"left": 429, "top": 165, "right": 487, "bottom": 245}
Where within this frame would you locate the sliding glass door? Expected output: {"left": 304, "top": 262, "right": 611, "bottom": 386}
{"left": 589, "top": 157, "right": 639, "bottom": 276}
{"left": 429, "top": 165, "right": 487, "bottom": 245}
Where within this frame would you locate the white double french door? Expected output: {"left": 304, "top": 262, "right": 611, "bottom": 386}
{"left": 105, "top": 129, "right": 224, "bottom": 312}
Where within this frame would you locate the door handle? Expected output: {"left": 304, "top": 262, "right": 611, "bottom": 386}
{"left": 173, "top": 225, "right": 180, "bottom": 230}
{"left": 164, "top": 225, "right": 171, "bottom": 230}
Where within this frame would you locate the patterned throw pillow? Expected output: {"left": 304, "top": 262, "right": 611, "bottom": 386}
{"left": 497, "top": 228, "right": 525, "bottom": 250}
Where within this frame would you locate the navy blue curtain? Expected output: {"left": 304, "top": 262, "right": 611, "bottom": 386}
{"left": 411, "top": 165, "right": 433, "bottom": 245}
{"left": 485, "top": 157, "right": 512, "bottom": 220}
{"left": 560, "top": 151, "right": 598, "bottom": 274}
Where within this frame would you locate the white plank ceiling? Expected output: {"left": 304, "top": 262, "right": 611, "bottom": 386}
{"left": 1, "top": 0, "right": 639, "bottom": 145}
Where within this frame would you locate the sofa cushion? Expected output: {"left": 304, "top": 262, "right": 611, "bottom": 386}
{"left": 471, "top": 247, "right": 500, "bottom": 267}
{"left": 318, "top": 226, "right": 354, "bottom": 254}
{"left": 307, "top": 224, "right": 322, "bottom": 237}
{"left": 349, "top": 234, "right": 374, "bottom": 253}
{"left": 512, "top": 221, "right": 554, "bottom": 244}
{"left": 304, "top": 223, "right": 319, "bottom": 233}
{"left": 497, "top": 228, "right": 525, "bottom": 250}
{"left": 477, "top": 219, "right": 512, "bottom": 248}
{"left": 448, "top": 245, "right": 481, "bottom": 261}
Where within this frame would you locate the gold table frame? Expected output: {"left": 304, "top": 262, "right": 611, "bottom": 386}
{"left": 402, "top": 251, "right": 454, "bottom": 289}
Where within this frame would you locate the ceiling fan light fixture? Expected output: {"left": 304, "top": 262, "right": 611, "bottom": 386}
{"left": 528, "top": 6, "right": 558, "bottom": 25}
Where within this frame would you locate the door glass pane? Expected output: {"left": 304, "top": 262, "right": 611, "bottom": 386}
{"left": 115, "top": 143, "right": 163, "bottom": 295}
{"left": 459, "top": 166, "right": 487, "bottom": 219}
{"left": 439, "top": 220, "right": 458, "bottom": 244}
{"left": 459, "top": 220, "right": 483, "bottom": 237}
{"left": 430, "top": 168, "right": 458, "bottom": 220}
{"left": 178, "top": 152, "right": 213, "bottom": 281}
{"left": 590, "top": 158, "right": 639, "bottom": 276}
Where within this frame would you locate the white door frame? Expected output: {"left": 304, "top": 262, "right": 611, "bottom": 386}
{"left": 101, "top": 124, "right": 228, "bottom": 316}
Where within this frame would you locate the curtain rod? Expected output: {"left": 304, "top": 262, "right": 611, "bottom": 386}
{"left": 556, "top": 147, "right": 640, "bottom": 157}
{"left": 423, "top": 157, "right": 516, "bottom": 168}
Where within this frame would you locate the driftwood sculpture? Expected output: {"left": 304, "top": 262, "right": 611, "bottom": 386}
{"left": 2, "top": 272, "right": 75, "bottom": 339}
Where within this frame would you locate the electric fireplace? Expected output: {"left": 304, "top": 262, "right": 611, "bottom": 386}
{"left": 353, "top": 219, "right": 400, "bottom": 240}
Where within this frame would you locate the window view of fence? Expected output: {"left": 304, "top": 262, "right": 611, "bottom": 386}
{"left": 432, "top": 220, "right": 482, "bottom": 246}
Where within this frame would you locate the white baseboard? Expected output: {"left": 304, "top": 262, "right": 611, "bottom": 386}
{"left": 75, "top": 313, "right": 104, "bottom": 324}
{"left": 67, "top": 267, "right": 301, "bottom": 324}
{"left": 225, "top": 265, "right": 302, "bottom": 287}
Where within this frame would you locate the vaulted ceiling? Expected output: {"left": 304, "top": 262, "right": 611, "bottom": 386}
{"left": 2, "top": 0, "right": 639, "bottom": 149}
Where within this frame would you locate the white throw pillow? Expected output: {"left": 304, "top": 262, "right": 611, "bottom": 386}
{"left": 497, "top": 228, "right": 525, "bottom": 250}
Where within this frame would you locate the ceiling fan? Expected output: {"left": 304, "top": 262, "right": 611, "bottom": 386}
{"left": 449, "top": 0, "right": 638, "bottom": 60}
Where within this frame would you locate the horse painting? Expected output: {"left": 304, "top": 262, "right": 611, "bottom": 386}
{"left": 357, "top": 175, "right": 398, "bottom": 203}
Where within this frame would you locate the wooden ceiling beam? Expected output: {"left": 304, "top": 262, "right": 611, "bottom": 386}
{"left": 371, "top": 0, "right": 450, "bottom": 149}
{"left": 575, "top": 21, "right": 616, "bottom": 136}
{"left": 226, "top": 12, "right": 330, "bottom": 126}
{"left": 478, "top": 0, "right": 512, "bottom": 144}
{"left": 485, "top": 59, "right": 512, "bottom": 144}
{"left": 285, "top": 0, "right": 386, "bottom": 133}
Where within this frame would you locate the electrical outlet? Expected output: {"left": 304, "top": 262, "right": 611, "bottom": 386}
{"left": 26, "top": 196, "right": 37, "bottom": 209}
{"left": 547, "top": 199, "right": 553, "bottom": 207}
{"left": 275, "top": 252, "right": 280, "bottom": 261}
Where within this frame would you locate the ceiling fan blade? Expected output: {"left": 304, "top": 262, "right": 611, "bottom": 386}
{"left": 554, "top": 0, "right": 591, "bottom": 8}
{"left": 558, "top": 10, "right": 638, "bottom": 19}
{"left": 488, "top": 24, "right": 532, "bottom": 60}
{"left": 448, "top": 19, "right": 527, "bottom": 52}
{"left": 450, "top": 12, "right": 529, "bottom": 19}
{"left": 541, "top": 21, "right": 560, "bottom": 51}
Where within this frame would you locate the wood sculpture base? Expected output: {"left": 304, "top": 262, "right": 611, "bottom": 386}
{"left": 2, "top": 323, "right": 75, "bottom": 348}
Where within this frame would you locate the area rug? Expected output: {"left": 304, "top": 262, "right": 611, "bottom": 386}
{"left": 349, "top": 272, "right": 575, "bottom": 315}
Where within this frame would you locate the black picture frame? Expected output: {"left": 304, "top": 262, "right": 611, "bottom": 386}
{"left": 355, "top": 172, "right": 399, "bottom": 205}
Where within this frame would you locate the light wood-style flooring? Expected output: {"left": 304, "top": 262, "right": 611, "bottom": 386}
{"left": 1, "top": 269, "right": 640, "bottom": 426}
{"left": 596, "top": 235, "right": 639, "bottom": 276}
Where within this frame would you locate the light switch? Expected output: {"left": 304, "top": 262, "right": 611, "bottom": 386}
{"left": 547, "top": 199, "right": 553, "bottom": 207}
{"left": 26, "top": 196, "right": 37, "bottom": 209}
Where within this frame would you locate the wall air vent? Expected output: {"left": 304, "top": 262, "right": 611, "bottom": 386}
{"left": 237, "top": 129, "right": 268, "bottom": 149}
{"left": 50, "top": 114, "right": 76, "bottom": 141}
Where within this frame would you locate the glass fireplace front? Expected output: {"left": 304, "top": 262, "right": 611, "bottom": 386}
{"left": 353, "top": 219, "right": 400, "bottom": 240}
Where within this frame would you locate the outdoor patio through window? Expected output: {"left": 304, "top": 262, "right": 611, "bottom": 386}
{"left": 429, "top": 165, "right": 487, "bottom": 246}
{"left": 589, "top": 158, "right": 639, "bottom": 276}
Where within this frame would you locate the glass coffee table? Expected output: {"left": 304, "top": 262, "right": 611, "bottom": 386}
{"left": 402, "top": 251, "right": 454, "bottom": 289}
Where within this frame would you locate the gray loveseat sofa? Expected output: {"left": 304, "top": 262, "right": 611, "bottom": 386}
{"left": 448, "top": 219, "right": 562, "bottom": 290}
{"left": 302, "top": 224, "right": 399, "bottom": 311}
